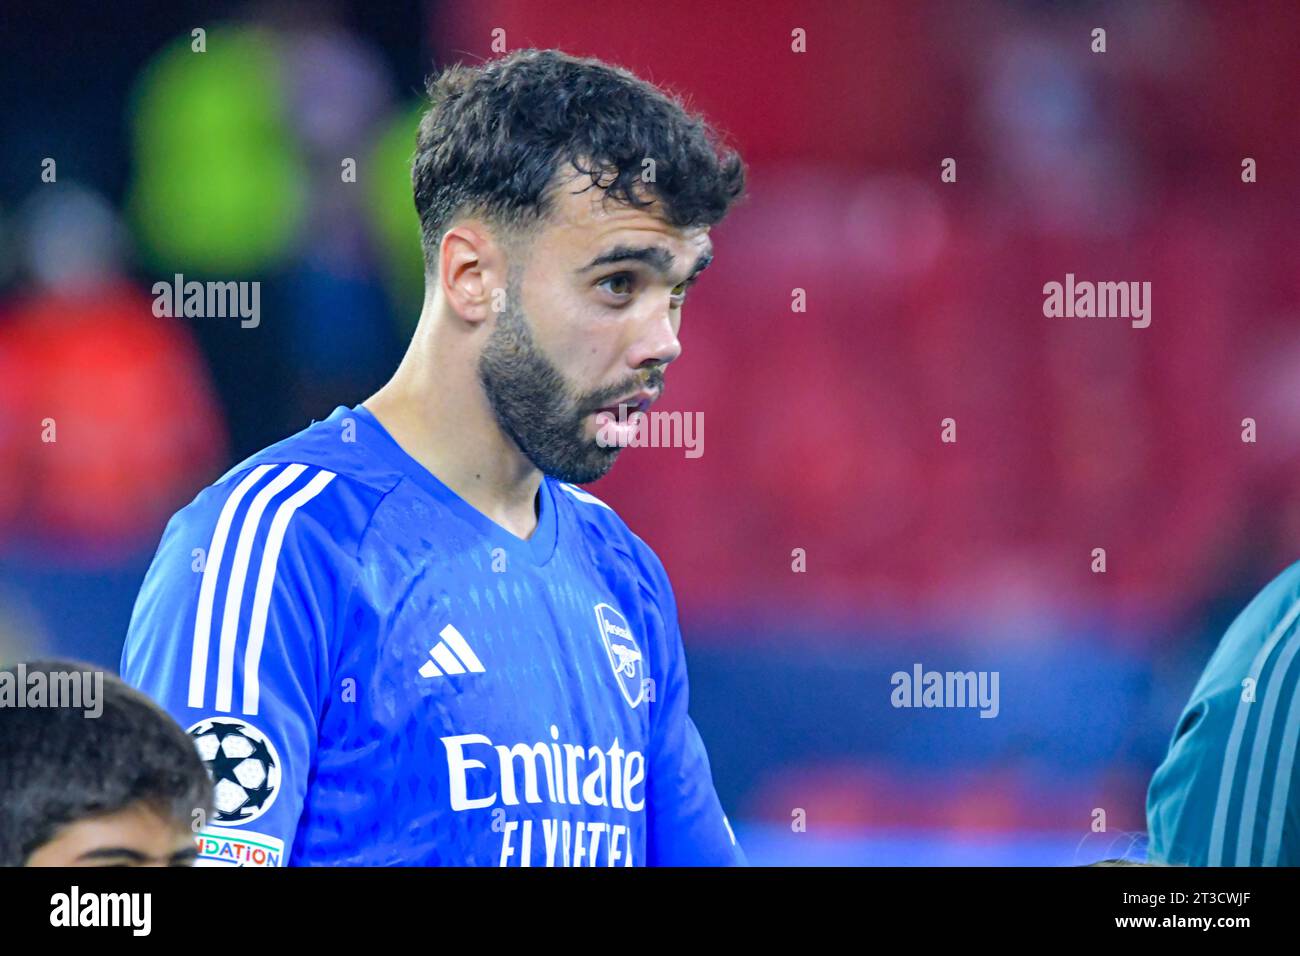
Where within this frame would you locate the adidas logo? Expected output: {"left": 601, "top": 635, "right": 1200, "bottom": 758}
{"left": 419, "top": 624, "right": 486, "bottom": 678}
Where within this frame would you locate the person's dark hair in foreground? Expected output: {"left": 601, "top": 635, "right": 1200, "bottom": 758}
{"left": 0, "top": 659, "right": 212, "bottom": 866}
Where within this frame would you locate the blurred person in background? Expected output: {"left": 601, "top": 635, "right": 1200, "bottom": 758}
{"left": 0, "top": 184, "right": 227, "bottom": 561}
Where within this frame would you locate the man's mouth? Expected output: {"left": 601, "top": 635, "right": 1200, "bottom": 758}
{"left": 594, "top": 400, "right": 646, "bottom": 420}
{"left": 590, "top": 390, "right": 660, "bottom": 445}
{"left": 592, "top": 389, "right": 658, "bottom": 420}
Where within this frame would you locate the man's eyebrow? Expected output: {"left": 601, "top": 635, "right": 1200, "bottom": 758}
{"left": 169, "top": 846, "right": 200, "bottom": 865}
{"left": 685, "top": 250, "right": 714, "bottom": 281}
{"left": 577, "top": 245, "right": 714, "bottom": 283}
{"left": 76, "top": 847, "right": 150, "bottom": 863}
{"left": 578, "top": 244, "right": 674, "bottom": 275}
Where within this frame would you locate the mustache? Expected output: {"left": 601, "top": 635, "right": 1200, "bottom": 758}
{"left": 584, "top": 369, "right": 665, "bottom": 410}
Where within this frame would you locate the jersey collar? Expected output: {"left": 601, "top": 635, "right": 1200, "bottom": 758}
{"left": 342, "top": 404, "right": 559, "bottom": 566}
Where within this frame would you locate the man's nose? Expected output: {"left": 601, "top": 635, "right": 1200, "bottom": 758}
{"left": 628, "top": 303, "right": 681, "bottom": 370}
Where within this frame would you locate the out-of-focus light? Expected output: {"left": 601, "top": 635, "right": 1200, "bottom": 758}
{"left": 20, "top": 183, "right": 125, "bottom": 292}
{"left": 366, "top": 102, "right": 427, "bottom": 320}
{"left": 282, "top": 27, "right": 393, "bottom": 154}
{"left": 127, "top": 27, "right": 305, "bottom": 272}
{"left": 0, "top": 285, "right": 228, "bottom": 563}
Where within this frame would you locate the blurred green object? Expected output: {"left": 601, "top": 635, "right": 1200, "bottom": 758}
{"left": 128, "top": 27, "right": 305, "bottom": 273}
{"left": 367, "top": 102, "right": 426, "bottom": 324}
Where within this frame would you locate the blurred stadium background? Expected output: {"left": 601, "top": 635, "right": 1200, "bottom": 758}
{"left": 2, "top": 0, "right": 1298, "bottom": 864}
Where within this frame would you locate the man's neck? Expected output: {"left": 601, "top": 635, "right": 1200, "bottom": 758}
{"left": 362, "top": 344, "right": 543, "bottom": 542}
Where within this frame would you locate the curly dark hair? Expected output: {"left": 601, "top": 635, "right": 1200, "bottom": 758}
{"left": 0, "top": 659, "right": 213, "bottom": 865}
{"left": 412, "top": 48, "right": 747, "bottom": 270}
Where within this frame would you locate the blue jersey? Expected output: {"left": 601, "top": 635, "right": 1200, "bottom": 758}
{"left": 1147, "top": 560, "right": 1300, "bottom": 866}
{"left": 121, "top": 404, "right": 744, "bottom": 867}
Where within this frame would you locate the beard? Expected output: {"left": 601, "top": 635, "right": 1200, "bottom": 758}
{"left": 477, "top": 273, "right": 662, "bottom": 485}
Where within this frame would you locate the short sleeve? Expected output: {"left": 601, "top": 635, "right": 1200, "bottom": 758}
{"left": 121, "top": 462, "right": 352, "bottom": 867}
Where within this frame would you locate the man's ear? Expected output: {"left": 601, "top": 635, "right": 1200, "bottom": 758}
{"left": 438, "top": 223, "right": 508, "bottom": 327}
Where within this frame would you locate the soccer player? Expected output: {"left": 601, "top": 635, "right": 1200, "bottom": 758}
{"left": 1, "top": 660, "right": 212, "bottom": 867}
{"left": 121, "top": 49, "right": 748, "bottom": 866}
{"left": 1147, "top": 561, "right": 1300, "bottom": 865}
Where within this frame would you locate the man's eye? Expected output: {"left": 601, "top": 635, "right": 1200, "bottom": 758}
{"left": 598, "top": 274, "right": 635, "bottom": 297}
{"left": 669, "top": 277, "right": 698, "bottom": 308}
